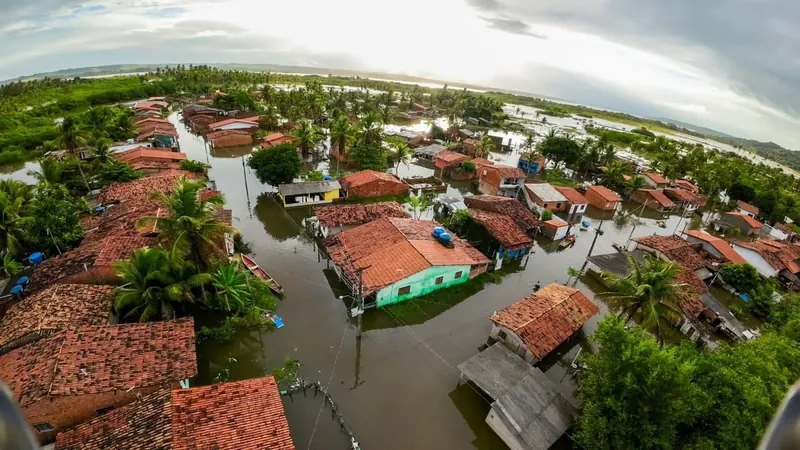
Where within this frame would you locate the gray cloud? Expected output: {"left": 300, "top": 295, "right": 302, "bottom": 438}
{"left": 466, "top": 0, "right": 800, "bottom": 120}
{"left": 480, "top": 17, "right": 545, "bottom": 39}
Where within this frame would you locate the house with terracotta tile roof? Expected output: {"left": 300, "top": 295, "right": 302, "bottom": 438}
{"left": 326, "top": 218, "right": 490, "bottom": 307}
{"left": 524, "top": 183, "right": 569, "bottom": 213}
{"left": 207, "top": 116, "right": 260, "bottom": 131}
{"left": 633, "top": 235, "right": 722, "bottom": 282}
{"left": 478, "top": 165, "right": 526, "bottom": 197}
{"left": 585, "top": 185, "right": 622, "bottom": 211}
{"left": 736, "top": 200, "right": 760, "bottom": 218}
{"left": 434, "top": 150, "right": 470, "bottom": 172}
{"left": 0, "top": 284, "right": 113, "bottom": 352}
{"left": 467, "top": 209, "right": 533, "bottom": 260}
{"left": 555, "top": 186, "right": 588, "bottom": 215}
{"left": 683, "top": 230, "right": 746, "bottom": 264}
{"left": 642, "top": 172, "right": 668, "bottom": 190}
{"left": 55, "top": 376, "right": 294, "bottom": 450}
{"left": 718, "top": 212, "right": 764, "bottom": 236}
{"left": 114, "top": 148, "right": 187, "bottom": 165}
{"left": 0, "top": 318, "right": 196, "bottom": 441}
{"left": 541, "top": 219, "right": 570, "bottom": 240}
{"left": 631, "top": 189, "right": 675, "bottom": 212}
{"left": 673, "top": 179, "right": 700, "bottom": 194}
{"left": 463, "top": 195, "right": 540, "bottom": 233}
{"left": 205, "top": 129, "right": 254, "bottom": 148}
{"left": 664, "top": 188, "right": 703, "bottom": 211}
{"left": 313, "top": 202, "right": 410, "bottom": 237}
{"left": 261, "top": 132, "right": 294, "bottom": 148}
{"left": 731, "top": 240, "right": 800, "bottom": 288}
{"left": 489, "top": 284, "right": 599, "bottom": 363}
{"left": 339, "top": 170, "right": 409, "bottom": 199}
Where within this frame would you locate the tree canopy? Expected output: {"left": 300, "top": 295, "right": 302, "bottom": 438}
{"left": 248, "top": 143, "right": 301, "bottom": 187}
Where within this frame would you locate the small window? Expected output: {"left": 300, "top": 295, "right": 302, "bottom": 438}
{"left": 454, "top": 271, "right": 463, "bottom": 279}
{"left": 435, "top": 276, "right": 444, "bottom": 285}
{"left": 483, "top": 170, "right": 488, "bottom": 176}
{"left": 96, "top": 406, "right": 115, "bottom": 416}
{"left": 498, "top": 329, "right": 508, "bottom": 341}
{"left": 556, "top": 203, "right": 561, "bottom": 208}
{"left": 34, "top": 423, "right": 55, "bottom": 433}
{"left": 398, "top": 286, "right": 411, "bottom": 295}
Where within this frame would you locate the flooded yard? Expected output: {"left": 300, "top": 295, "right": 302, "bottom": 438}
{"left": 0, "top": 111, "right": 711, "bottom": 449}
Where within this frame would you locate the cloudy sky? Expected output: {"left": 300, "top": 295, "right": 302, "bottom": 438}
{"left": 2, "top": 0, "right": 799, "bottom": 147}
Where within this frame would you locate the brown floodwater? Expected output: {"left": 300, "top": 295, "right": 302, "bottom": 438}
{"left": 0, "top": 112, "right": 700, "bottom": 450}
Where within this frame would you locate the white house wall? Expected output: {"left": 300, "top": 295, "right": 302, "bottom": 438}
{"left": 216, "top": 122, "right": 257, "bottom": 130}
{"left": 731, "top": 245, "right": 779, "bottom": 278}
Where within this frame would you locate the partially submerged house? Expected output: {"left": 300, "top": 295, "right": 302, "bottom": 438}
{"left": 413, "top": 143, "right": 447, "bottom": 160}
{"left": 339, "top": 170, "right": 409, "bottom": 199}
{"left": 517, "top": 154, "right": 545, "bottom": 177}
{"left": 631, "top": 189, "right": 675, "bottom": 212}
{"left": 0, "top": 318, "right": 196, "bottom": 441}
{"left": 434, "top": 150, "right": 470, "bottom": 175}
{"left": 277, "top": 180, "right": 341, "bottom": 207}
{"left": 326, "top": 218, "right": 490, "bottom": 308}
{"left": 489, "top": 284, "right": 599, "bottom": 364}
{"left": 633, "top": 235, "right": 723, "bottom": 281}
{"left": 467, "top": 209, "right": 533, "bottom": 260}
{"left": 524, "top": 183, "right": 568, "bottom": 213}
{"left": 664, "top": 188, "right": 703, "bottom": 212}
{"left": 479, "top": 165, "right": 525, "bottom": 197}
{"left": 261, "top": 132, "right": 294, "bottom": 149}
{"left": 736, "top": 200, "right": 760, "bottom": 218}
{"left": 0, "top": 284, "right": 113, "bottom": 353}
{"left": 55, "top": 376, "right": 294, "bottom": 450}
{"left": 585, "top": 185, "right": 622, "bottom": 211}
{"left": 313, "top": 201, "right": 410, "bottom": 237}
{"left": 555, "top": 186, "right": 588, "bottom": 216}
{"left": 541, "top": 219, "right": 570, "bottom": 241}
{"left": 642, "top": 172, "right": 668, "bottom": 190}
{"left": 458, "top": 343, "right": 575, "bottom": 450}
{"left": 463, "top": 195, "right": 540, "bottom": 235}
{"left": 207, "top": 116, "right": 260, "bottom": 131}
{"left": 717, "top": 212, "right": 764, "bottom": 236}
{"left": 114, "top": 147, "right": 187, "bottom": 166}
{"left": 683, "top": 230, "right": 746, "bottom": 264}
{"left": 206, "top": 129, "right": 253, "bottom": 148}
{"left": 673, "top": 179, "right": 700, "bottom": 194}
{"left": 731, "top": 240, "right": 800, "bottom": 288}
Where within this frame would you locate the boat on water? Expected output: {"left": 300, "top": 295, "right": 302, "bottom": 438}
{"left": 559, "top": 234, "right": 576, "bottom": 249}
{"left": 240, "top": 254, "right": 285, "bottom": 295}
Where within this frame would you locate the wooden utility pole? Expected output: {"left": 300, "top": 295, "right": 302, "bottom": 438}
{"left": 580, "top": 220, "right": 604, "bottom": 273}
{"left": 355, "top": 266, "right": 369, "bottom": 340}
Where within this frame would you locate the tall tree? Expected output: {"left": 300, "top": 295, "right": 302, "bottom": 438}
{"left": 292, "top": 119, "right": 324, "bottom": 158}
{"left": 329, "top": 114, "right": 355, "bottom": 157}
{"left": 24, "top": 183, "right": 87, "bottom": 254}
{"left": 391, "top": 140, "right": 413, "bottom": 176}
{"left": 248, "top": 143, "right": 301, "bottom": 187}
{"left": 0, "top": 180, "right": 33, "bottom": 255}
{"left": 475, "top": 135, "right": 496, "bottom": 158}
{"left": 625, "top": 175, "right": 648, "bottom": 194}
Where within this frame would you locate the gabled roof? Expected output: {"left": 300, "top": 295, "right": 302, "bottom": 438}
{"left": 664, "top": 187, "right": 696, "bottom": 203}
{"left": 0, "top": 319, "right": 196, "bottom": 408}
{"left": 683, "top": 230, "right": 746, "bottom": 264}
{"left": 526, "top": 183, "right": 568, "bottom": 203}
{"left": 134, "top": 118, "right": 171, "bottom": 126}
{"left": 115, "top": 148, "right": 187, "bottom": 163}
{"left": 435, "top": 150, "right": 469, "bottom": 164}
{"left": 0, "top": 284, "right": 113, "bottom": 348}
{"left": 278, "top": 180, "right": 340, "bottom": 196}
{"left": 468, "top": 209, "right": 532, "bottom": 250}
{"left": 634, "top": 235, "right": 714, "bottom": 270}
{"left": 737, "top": 200, "right": 760, "bottom": 216}
{"left": 464, "top": 195, "right": 540, "bottom": 231}
{"left": 470, "top": 157, "right": 494, "bottom": 167}
{"left": 490, "top": 165, "right": 526, "bottom": 179}
{"left": 207, "top": 117, "right": 260, "bottom": 130}
{"left": 339, "top": 170, "right": 405, "bottom": 188}
{"left": 55, "top": 376, "right": 294, "bottom": 450}
{"left": 644, "top": 172, "right": 668, "bottom": 184}
{"left": 261, "top": 132, "right": 294, "bottom": 148}
{"left": 674, "top": 179, "right": 699, "bottom": 192}
{"left": 327, "top": 218, "right": 489, "bottom": 295}
{"left": 734, "top": 239, "right": 800, "bottom": 273}
{"left": 726, "top": 212, "right": 763, "bottom": 228}
{"left": 555, "top": 186, "right": 588, "bottom": 205}
{"left": 587, "top": 185, "right": 622, "bottom": 202}
{"left": 490, "top": 284, "right": 598, "bottom": 359}
{"left": 205, "top": 129, "right": 253, "bottom": 140}
{"left": 99, "top": 170, "right": 200, "bottom": 203}
{"left": 638, "top": 189, "right": 675, "bottom": 208}
{"left": 314, "top": 202, "right": 409, "bottom": 228}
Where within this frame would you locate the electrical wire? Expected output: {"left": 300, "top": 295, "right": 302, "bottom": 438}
{"left": 306, "top": 321, "right": 349, "bottom": 450}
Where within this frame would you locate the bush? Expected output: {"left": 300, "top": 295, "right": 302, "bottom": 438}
{"left": 542, "top": 210, "right": 553, "bottom": 220}
{"left": 99, "top": 160, "right": 141, "bottom": 183}
{"left": 180, "top": 159, "right": 211, "bottom": 176}
{"left": 462, "top": 161, "right": 476, "bottom": 173}
{"left": 718, "top": 263, "right": 761, "bottom": 293}
{"left": 248, "top": 143, "right": 300, "bottom": 186}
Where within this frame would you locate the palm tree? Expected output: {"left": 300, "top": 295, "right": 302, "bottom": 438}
{"left": 212, "top": 263, "right": 252, "bottom": 312}
{"left": 601, "top": 160, "right": 630, "bottom": 190}
{"left": 378, "top": 104, "right": 393, "bottom": 124}
{"left": 91, "top": 137, "right": 113, "bottom": 163}
{"left": 626, "top": 175, "right": 648, "bottom": 195}
{"left": 407, "top": 195, "right": 431, "bottom": 220}
{"left": 57, "top": 117, "right": 90, "bottom": 190}
{"left": 329, "top": 115, "right": 355, "bottom": 157}
{"left": 475, "top": 135, "right": 496, "bottom": 158}
{"left": 292, "top": 119, "right": 324, "bottom": 158}
{"left": 355, "top": 112, "right": 383, "bottom": 148}
{"left": 113, "top": 247, "right": 210, "bottom": 322}
{"left": 85, "top": 107, "right": 112, "bottom": 138}
{"left": 600, "top": 253, "right": 687, "bottom": 344}
{"left": 112, "top": 111, "right": 136, "bottom": 141}
{"left": 28, "top": 157, "right": 65, "bottom": 185}
{"left": 0, "top": 180, "right": 33, "bottom": 255}
{"left": 259, "top": 105, "right": 280, "bottom": 131}
{"left": 139, "top": 177, "right": 234, "bottom": 269}
{"left": 392, "top": 141, "right": 413, "bottom": 177}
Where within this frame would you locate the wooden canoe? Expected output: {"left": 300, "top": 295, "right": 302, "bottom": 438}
{"left": 240, "top": 254, "right": 285, "bottom": 295}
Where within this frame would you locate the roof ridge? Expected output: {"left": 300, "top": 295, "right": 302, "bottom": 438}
{"left": 511, "top": 288, "right": 579, "bottom": 331}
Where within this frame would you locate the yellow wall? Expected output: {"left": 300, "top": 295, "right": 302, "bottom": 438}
{"left": 323, "top": 189, "right": 340, "bottom": 201}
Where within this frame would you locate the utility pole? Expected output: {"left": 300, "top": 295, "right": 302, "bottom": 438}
{"left": 241, "top": 155, "right": 252, "bottom": 218}
{"left": 625, "top": 204, "right": 647, "bottom": 247}
{"left": 580, "top": 220, "right": 604, "bottom": 274}
{"left": 355, "top": 266, "right": 369, "bottom": 340}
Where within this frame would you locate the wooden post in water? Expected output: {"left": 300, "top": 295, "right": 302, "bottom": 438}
{"left": 580, "top": 220, "right": 604, "bottom": 274}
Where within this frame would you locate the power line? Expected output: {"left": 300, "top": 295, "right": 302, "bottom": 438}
{"left": 307, "top": 321, "right": 349, "bottom": 450}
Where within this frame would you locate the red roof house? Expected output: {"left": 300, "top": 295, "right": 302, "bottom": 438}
{"left": 313, "top": 202, "right": 410, "bottom": 237}
{"left": 643, "top": 172, "right": 668, "bottom": 189}
{"left": 585, "top": 185, "right": 622, "bottom": 211}
{"left": 205, "top": 129, "right": 254, "bottom": 148}
{"left": 721, "top": 212, "right": 764, "bottom": 236}
{"left": 683, "top": 230, "right": 746, "bottom": 264}
{"left": 207, "top": 117, "right": 260, "bottom": 131}
{"left": 736, "top": 200, "right": 760, "bottom": 218}
{"left": 555, "top": 186, "right": 589, "bottom": 215}
{"left": 674, "top": 179, "right": 700, "bottom": 194}
{"left": 489, "top": 284, "right": 599, "bottom": 362}
{"left": 468, "top": 209, "right": 533, "bottom": 255}
{"left": 464, "top": 195, "right": 540, "bottom": 232}
{"left": 114, "top": 148, "right": 187, "bottom": 165}
{"left": 631, "top": 189, "right": 675, "bottom": 211}
{"left": 339, "top": 170, "right": 409, "bottom": 198}
{"left": 55, "top": 376, "right": 294, "bottom": 450}
{"left": 478, "top": 165, "right": 525, "bottom": 197}
{"left": 261, "top": 132, "right": 294, "bottom": 148}
{"left": 434, "top": 150, "right": 470, "bottom": 170}
{"left": 0, "top": 319, "right": 196, "bottom": 440}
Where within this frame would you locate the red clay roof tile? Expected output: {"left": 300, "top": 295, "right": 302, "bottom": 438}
{"left": 464, "top": 195, "right": 540, "bottom": 231}
{"left": 468, "top": 209, "right": 532, "bottom": 250}
{"left": 314, "top": 202, "right": 409, "bottom": 228}
{"left": 684, "top": 230, "right": 746, "bottom": 264}
{"left": 588, "top": 185, "right": 622, "bottom": 202}
{"left": 339, "top": 170, "right": 405, "bottom": 189}
{"left": 555, "top": 187, "right": 588, "bottom": 205}
{"left": 726, "top": 212, "right": 763, "bottom": 228}
{"left": 736, "top": 200, "right": 759, "bottom": 216}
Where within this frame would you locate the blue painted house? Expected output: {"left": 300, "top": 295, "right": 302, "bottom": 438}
{"left": 517, "top": 155, "right": 545, "bottom": 176}
{"left": 467, "top": 208, "right": 533, "bottom": 261}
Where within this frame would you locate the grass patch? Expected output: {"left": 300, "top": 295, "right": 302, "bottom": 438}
{"left": 710, "top": 286, "right": 764, "bottom": 330}
{"left": 542, "top": 169, "right": 577, "bottom": 187}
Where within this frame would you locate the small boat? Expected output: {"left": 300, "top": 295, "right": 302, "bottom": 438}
{"left": 657, "top": 220, "right": 667, "bottom": 228}
{"left": 240, "top": 254, "right": 285, "bottom": 295}
{"left": 559, "top": 234, "right": 576, "bottom": 249}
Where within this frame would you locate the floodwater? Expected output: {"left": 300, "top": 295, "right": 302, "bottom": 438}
{"left": 0, "top": 112, "right": 701, "bottom": 450}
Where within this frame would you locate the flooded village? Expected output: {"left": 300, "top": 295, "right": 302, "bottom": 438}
{"left": 1, "top": 68, "right": 799, "bottom": 449}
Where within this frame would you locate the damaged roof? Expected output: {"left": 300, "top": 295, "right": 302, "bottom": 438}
{"left": 314, "top": 202, "right": 409, "bottom": 228}
{"left": 464, "top": 195, "right": 540, "bottom": 231}
{"left": 468, "top": 209, "right": 532, "bottom": 250}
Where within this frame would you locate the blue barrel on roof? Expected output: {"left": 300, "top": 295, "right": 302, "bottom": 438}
{"left": 29, "top": 252, "right": 44, "bottom": 266}
{"left": 582, "top": 219, "right": 591, "bottom": 228}
{"left": 95, "top": 205, "right": 106, "bottom": 214}
{"left": 323, "top": 176, "right": 333, "bottom": 181}
{"left": 10, "top": 285, "right": 23, "bottom": 295}
{"left": 439, "top": 232, "right": 452, "bottom": 243}
{"left": 16, "top": 276, "right": 29, "bottom": 286}
{"left": 433, "top": 227, "right": 446, "bottom": 236}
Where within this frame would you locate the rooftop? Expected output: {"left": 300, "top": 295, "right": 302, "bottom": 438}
{"left": 208, "top": 117, "right": 260, "bottom": 130}
{"left": 674, "top": 179, "right": 699, "bottom": 192}
{"left": 489, "top": 284, "right": 599, "bottom": 359}
{"left": 634, "top": 235, "right": 715, "bottom": 271}
{"left": 587, "top": 185, "right": 622, "bottom": 202}
{"left": 277, "top": 180, "right": 341, "bottom": 197}
{"left": 0, "top": 284, "right": 113, "bottom": 348}
{"left": 98, "top": 170, "right": 200, "bottom": 203}
{"left": 115, "top": 148, "right": 187, "bottom": 163}
{"left": 261, "top": 132, "right": 294, "bottom": 147}
{"left": 55, "top": 376, "right": 294, "bottom": 450}
{"left": 327, "top": 218, "right": 490, "bottom": 295}
{"left": 435, "top": 150, "right": 469, "bottom": 164}
{"left": 638, "top": 189, "right": 675, "bottom": 208}
{"left": 413, "top": 143, "right": 447, "bottom": 157}
{"left": 468, "top": 209, "right": 532, "bottom": 250}
{"left": 664, "top": 187, "right": 696, "bottom": 203}
{"left": 490, "top": 164, "right": 526, "bottom": 179}
{"left": 464, "top": 195, "right": 540, "bottom": 231}
{"left": 0, "top": 318, "right": 196, "bottom": 408}
{"left": 737, "top": 200, "right": 760, "bottom": 216}
{"left": 644, "top": 172, "right": 668, "bottom": 184}
{"left": 205, "top": 129, "right": 253, "bottom": 140}
{"left": 734, "top": 239, "right": 800, "bottom": 273}
{"left": 314, "top": 202, "right": 409, "bottom": 228}
{"left": 526, "top": 183, "right": 568, "bottom": 203}
{"left": 555, "top": 186, "right": 588, "bottom": 205}
{"left": 683, "top": 230, "right": 746, "bottom": 264}
{"left": 339, "top": 170, "right": 405, "bottom": 188}
{"left": 470, "top": 157, "right": 494, "bottom": 167}
{"left": 726, "top": 212, "right": 764, "bottom": 228}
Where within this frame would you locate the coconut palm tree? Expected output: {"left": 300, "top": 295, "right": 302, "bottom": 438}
{"left": 392, "top": 141, "right": 413, "bottom": 177}
{"left": 139, "top": 176, "right": 234, "bottom": 269}
{"left": 601, "top": 160, "right": 630, "bottom": 190}
{"left": 113, "top": 247, "right": 211, "bottom": 322}
{"left": 292, "top": 119, "right": 324, "bottom": 158}
{"left": 0, "top": 180, "right": 33, "bottom": 255}
{"left": 259, "top": 105, "right": 280, "bottom": 131}
{"left": 355, "top": 112, "right": 383, "bottom": 148}
{"left": 626, "top": 175, "right": 648, "bottom": 195}
{"left": 522, "top": 132, "right": 536, "bottom": 158}
{"left": 600, "top": 253, "right": 687, "bottom": 344}
{"left": 329, "top": 115, "right": 355, "bottom": 156}
{"left": 212, "top": 263, "right": 252, "bottom": 312}
{"left": 28, "top": 157, "right": 65, "bottom": 185}
{"left": 91, "top": 137, "right": 113, "bottom": 163}
{"left": 407, "top": 195, "right": 431, "bottom": 220}
{"left": 475, "top": 135, "right": 496, "bottom": 158}
{"left": 84, "top": 107, "right": 112, "bottom": 138}
{"left": 57, "top": 117, "right": 90, "bottom": 190}
{"left": 111, "top": 110, "right": 137, "bottom": 141}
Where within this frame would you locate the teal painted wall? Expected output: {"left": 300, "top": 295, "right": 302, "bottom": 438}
{"left": 376, "top": 265, "right": 471, "bottom": 307}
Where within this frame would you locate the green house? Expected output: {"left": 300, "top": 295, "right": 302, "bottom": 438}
{"left": 327, "top": 217, "right": 491, "bottom": 308}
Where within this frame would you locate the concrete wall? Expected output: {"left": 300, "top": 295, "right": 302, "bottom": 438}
{"left": 486, "top": 408, "right": 525, "bottom": 450}
{"left": 731, "top": 245, "right": 779, "bottom": 278}
{"left": 568, "top": 203, "right": 587, "bottom": 215}
{"left": 685, "top": 236, "right": 724, "bottom": 259}
{"left": 489, "top": 323, "right": 536, "bottom": 363}
{"left": 217, "top": 122, "right": 257, "bottom": 131}
{"left": 376, "top": 264, "right": 471, "bottom": 307}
